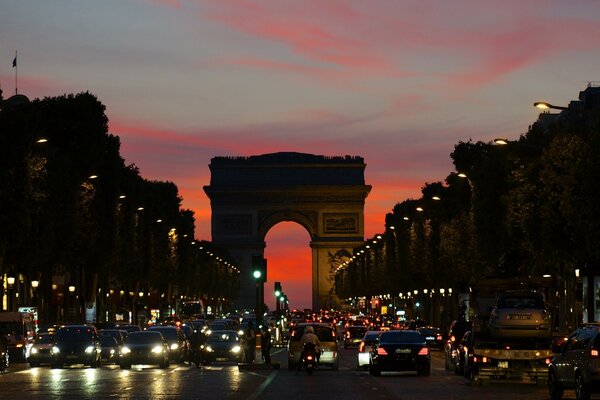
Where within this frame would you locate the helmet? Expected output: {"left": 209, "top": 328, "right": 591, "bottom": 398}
{"left": 305, "top": 326, "right": 314, "bottom": 334}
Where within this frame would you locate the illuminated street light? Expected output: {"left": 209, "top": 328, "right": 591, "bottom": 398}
{"left": 31, "top": 280, "right": 39, "bottom": 289}
{"left": 432, "top": 196, "right": 441, "bottom": 201}
{"left": 493, "top": 138, "right": 509, "bottom": 145}
{"left": 534, "top": 101, "right": 568, "bottom": 111}
{"left": 68, "top": 285, "right": 76, "bottom": 293}
{"left": 36, "top": 137, "right": 48, "bottom": 143}
{"left": 457, "top": 172, "right": 468, "bottom": 178}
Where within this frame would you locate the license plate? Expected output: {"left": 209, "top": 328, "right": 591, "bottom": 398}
{"left": 498, "top": 361, "right": 508, "bottom": 368}
{"left": 66, "top": 355, "right": 78, "bottom": 359}
{"left": 395, "top": 348, "right": 411, "bottom": 354}
{"left": 426, "top": 336, "right": 435, "bottom": 340}
{"left": 322, "top": 351, "right": 332, "bottom": 357}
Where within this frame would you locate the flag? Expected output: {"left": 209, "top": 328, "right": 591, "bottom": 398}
{"left": 12, "top": 56, "right": 16, "bottom": 68}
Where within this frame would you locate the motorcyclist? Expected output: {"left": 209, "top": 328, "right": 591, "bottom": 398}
{"left": 297, "top": 326, "right": 320, "bottom": 372}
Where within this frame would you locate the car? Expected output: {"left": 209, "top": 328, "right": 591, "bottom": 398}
{"left": 116, "top": 324, "right": 141, "bottom": 335}
{"left": 344, "top": 326, "right": 368, "bottom": 349}
{"left": 201, "top": 330, "right": 245, "bottom": 365}
{"left": 119, "top": 331, "right": 170, "bottom": 369}
{"left": 488, "top": 290, "right": 551, "bottom": 340}
{"left": 417, "top": 326, "right": 444, "bottom": 350}
{"left": 454, "top": 331, "right": 471, "bottom": 376}
{"left": 99, "top": 329, "right": 126, "bottom": 345}
{"left": 99, "top": 335, "right": 120, "bottom": 363}
{"left": 28, "top": 332, "right": 55, "bottom": 367}
{"left": 288, "top": 323, "right": 339, "bottom": 371}
{"left": 50, "top": 325, "right": 101, "bottom": 368}
{"left": 148, "top": 325, "right": 189, "bottom": 362}
{"left": 444, "top": 319, "right": 471, "bottom": 370}
{"left": 548, "top": 325, "right": 600, "bottom": 400}
{"left": 357, "top": 330, "right": 381, "bottom": 370}
{"left": 369, "top": 330, "right": 430, "bottom": 377}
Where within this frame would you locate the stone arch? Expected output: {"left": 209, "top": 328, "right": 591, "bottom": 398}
{"left": 203, "top": 152, "right": 371, "bottom": 310}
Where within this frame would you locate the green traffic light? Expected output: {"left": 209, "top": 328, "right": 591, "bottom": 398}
{"left": 274, "top": 290, "right": 281, "bottom": 297}
{"left": 253, "top": 270, "right": 262, "bottom": 279}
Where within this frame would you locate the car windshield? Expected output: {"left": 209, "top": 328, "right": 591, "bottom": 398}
{"left": 56, "top": 327, "right": 94, "bottom": 341}
{"left": 292, "top": 326, "right": 335, "bottom": 342}
{"left": 380, "top": 331, "right": 424, "bottom": 344}
{"left": 497, "top": 295, "right": 543, "bottom": 308}
{"left": 34, "top": 334, "right": 54, "bottom": 344}
{"left": 126, "top": 332, "right": 162, "bottom": 345}
{"left": 100, "top": 336, "right": 118, "bottom": 346}
{"left": 148, "top": 327, "right": 178, "bottom": 340}
{"left": 207, "top": 332, "right": 240, "bottom": 343}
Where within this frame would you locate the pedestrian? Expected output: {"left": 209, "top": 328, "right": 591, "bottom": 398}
{"left": 244, "top": 321, "right": 256, "bottom": 364}
{"left": 261, "top": 326, "right": 272, "bottom": 364}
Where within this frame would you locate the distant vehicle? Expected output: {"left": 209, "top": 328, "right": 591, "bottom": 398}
{"left": 488, "top": 290, "right": 551, "bottom": 340}
{"left": 369, "top": 330, "right": 430, "bottom": 377}
{"left": 179, "top": 301, "right": 204, "bottom": 321}
{"left": 201, "top": 330, "right": 245, "bottom": 365}
{"left": 357, "top": 330, "right": 381, "bottom": 370}
{"left": 548, "top": 324, "right": 600, "bottom": 400}
{"left": 344, "top": 326, "right": 367, "bottom": 349}
{"left": 119, "top": 331, "right": 170, "bottom": 369}
{"left": 444, "top": 319, "right": 471, "bottom": 370}
{"left": 417, "top": 327, "right": 444, "bottom": 350}
{"left": 148, "top": 326, "right": 189, "bottom": 362}
{"left": 99, "top": 336, "right": 120, "bottom": 363}
{"left": 51, "top": 325, "right": 101, "bottom": 368}
{"left": 28, "top": 333, "right": 56, "bottom": 367}
{"left": 0, "top": 311, "right": 36, "bottom": 362}
{"left": 288, "top": 323, "right": 339, "bottom": 371}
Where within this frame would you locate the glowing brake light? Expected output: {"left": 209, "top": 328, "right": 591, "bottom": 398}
{"left": 377, "top": 347, "right": 388, "bottom": 355}
{"left": 418, "top": 347, "right": 429, "bottom": 356}
{"left": 359, "top": 342, "right": 365, "bottom": 352}
{"left": 592, "top": 349, "right": 600, "bottom": 358}
{"left": 306, "top": 355, "right": 314, "bottom": 361}
{"left": 450, "top": 335, "right": 456, "bottom": 343}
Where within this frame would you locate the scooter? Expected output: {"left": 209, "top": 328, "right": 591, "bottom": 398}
{"left": 298, "top": 343, "right": 318, "bottom": 375}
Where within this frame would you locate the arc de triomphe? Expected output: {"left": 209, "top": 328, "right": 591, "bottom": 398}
{"left": 203, "top": 152, "right": 371, "bottom": 310}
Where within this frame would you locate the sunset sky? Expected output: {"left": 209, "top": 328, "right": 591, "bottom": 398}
{"left": 3, "top": 1, "right": 600, "bottom": 310}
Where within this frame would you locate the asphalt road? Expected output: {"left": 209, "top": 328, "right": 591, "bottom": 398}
{"left": 0, "top": 345, "right": 561, "bottom": 400}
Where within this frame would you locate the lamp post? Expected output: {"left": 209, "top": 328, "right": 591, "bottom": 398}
{"left": 7, "top": 276, "right": 16, "bottom": 311}
{"left": 68, "top": 285, "right": 76, "bottom": 322}
{"left": 533, "top": 101, "right": 568, "bottom": 111}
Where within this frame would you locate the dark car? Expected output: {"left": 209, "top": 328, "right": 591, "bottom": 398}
{"left": 548, "top": 325, "right": 600, "bottom": 400}
{"left": 28, "top": 332, "right": 55, "bottom": 367}
{"left": 444, "top": 319, "right": 471, "bottom": 370}
{"left": 369, "top": 330, "right": 430, "bottom": 376}
{"left": 99, "top": 336, "right": 120, "bottom": 363}
{"left": 454, "top": 331, "right": 472, "bottom": 376}
{"left": 148, "top": 326, "right": 189, "bottom": 362}
{"left": 51, "top": 325, "right": 101, "bottom": 368}
{"left": 116, "top": 324, "right": 142, "bottom": 335}
{"left": 119, "top": 331, "right": 170, "bottom": 369}
{"left": 417, "top": 327, "right": 444, "bottom": 350}
{"left": 344, "top": 326, "right": 368, "bottom": 349}
{"left": 201, "top": 330, "right": 245, "bottom": 365}
{"left": 99, "top": 329, "right": 126, "bottom": 345}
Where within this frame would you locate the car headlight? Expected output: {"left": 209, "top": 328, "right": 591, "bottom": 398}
{"left": 85, "top": 346, "right": 95, "bottom": 354}
{"left": 205, "top": 346, "right": 214, "bottom": 353}
{"left": 31, "top": 348, "right": 39, "bottom": 354}
{"left": 170, "top": 343, "right": 179, "bottom": 351}
{"left": 51, "top": 346, "right": 60, "bottom": 354}
{"left": 110, "top": 349, "right": 115, "bottom": 355}
{"left": 238, "top": 330, "right": 244, "bottom": 336}
{"left": 205, "top": 330, "right": 212, "bottom": 335}
{"left": 121, "top": 347, "right": 131, "bottom": 355}
{"left": 231, "top": 345, "right": 241, "bottom": 353}
{"left": 151, "top": 346, "right": 163, "bottom": 354}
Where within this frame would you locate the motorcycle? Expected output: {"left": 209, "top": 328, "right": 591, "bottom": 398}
{"left": 298, "top": 342, "right": 318, "bottom": 375}
{"left": 0, "top": 349, "right": 8, "bottom": 373}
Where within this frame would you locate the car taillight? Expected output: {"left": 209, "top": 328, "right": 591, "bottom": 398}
{"left": 450, "top": 335, "right": 456, "bottom": 343}
{"left": 346, "top": 332, "right": 350, "bottom": 338}
{"left": 359, "top": 342, "right": 365, "bottom": 352}
{"left": 592, "top": 349, "right": 600, "bottom": 358}
{"left": 377, "top": 347, "right": 388, "bottom": 355}
{"left": 436, "top": 334, "right": 442, "bottom": 341}
{"left": 418, "top": 347, "right": 429, "bottom": 356}
{"left": 306, "top": 355, "right": 314, "bottom": 361}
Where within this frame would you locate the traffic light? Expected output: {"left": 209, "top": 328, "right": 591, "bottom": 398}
{"left": 252, "top": 256, "right": 267, "bottom": 282}
{"left": 274, "top": 281, "right": 282, "bottom": 297}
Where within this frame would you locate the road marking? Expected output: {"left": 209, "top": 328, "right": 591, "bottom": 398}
{"left": 245, "top": 370, "right": 278, "bottom": 400}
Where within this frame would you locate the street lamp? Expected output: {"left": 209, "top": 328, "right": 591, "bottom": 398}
{"left": 534, "top": 101, "right": 568, "bottom": 111}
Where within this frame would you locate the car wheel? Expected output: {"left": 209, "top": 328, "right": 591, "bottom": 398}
{"left": 548, "top": 370, "right": 564, "bottom": 400}
{"left": 576, "top": 374, "right": 590, "bottom": 400}
{"left": 370, "top": 364, "right": 381, "bottom": 377}
{"left": 120, "top": 363, "right": 130, "bottom": 369}
{"left": 29, "top": 361, "right": 39, "bottom": 368}
{"left": 51, "top": 362, "right": 62, "bottom": 369}
{"left": 417, "top": 364, "right": 431, "bottom": 376}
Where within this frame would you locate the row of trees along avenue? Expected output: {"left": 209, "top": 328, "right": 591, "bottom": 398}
{"left": 0, "top": 91, "right": 239, "bottom": 324}
{"left": 335, "top": 85, "right": 600, "bottom": 332}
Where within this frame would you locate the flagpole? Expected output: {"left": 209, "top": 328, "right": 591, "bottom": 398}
{"left": 14, "top": 50, "right": 18, "bottom": 95}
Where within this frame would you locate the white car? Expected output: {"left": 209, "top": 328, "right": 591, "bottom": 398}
{"left": 357, "top": 330, "right": 381, "bottom": 370}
